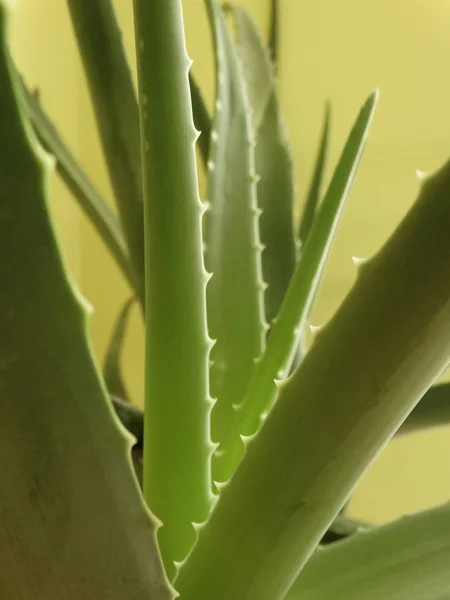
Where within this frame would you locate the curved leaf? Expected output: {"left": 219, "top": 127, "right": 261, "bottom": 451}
{"left": 0, "top": 5, "right": 173, "bottom": 598}
{"left": 219, "top": 92, "right": 378, "bottom": 478}
{"left": 298, "top": 103, "right": 331, "bottom": 247}
{"left": 176, "top": 145, "right": 450, "bottom": 600}
{"left": 287, "top": 503, "right": 450, "bottom": 600}
{"left": 19, "top": 77, "right": 136, "bottom": 291}
{"left": 66, "top": 0, "right": 145, "bottom": 304}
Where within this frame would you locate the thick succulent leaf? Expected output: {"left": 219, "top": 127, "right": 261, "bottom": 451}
{"left": 103, "top": 298, "right": 134, "bottom": 401}
{"left": 0, "top": 6, "right": 173, "bottom": 599}
{"left": 298, "top": 103, "right": 331, "bottom": 247}
{"left": 176, "top": 150, "right": 450, "bottom": 600}
{"left": 66, "top": 0, "right": 145, "bottom": 304}
{"left": 19, "top": 77, "right": 136, "bottom": 291}
{"left": 217, "top": 92, "right": 377, "bottom": 479}
{"left": 204, "top": 0, "right": 266, "bottom": 481}
{"left": 189, "top": 72, "right": 211, "bottom": 168}
{"left": 134, "top": 0, "right": 214, "bottom": 575}
{"left": 233, "top": 5, "right": 297, "bottom": 327}
{"left": 397, "top": 382, "right": 450, "bottom": 435}
{"left": 287, "top": 503, "right": 450, "bottom": 600}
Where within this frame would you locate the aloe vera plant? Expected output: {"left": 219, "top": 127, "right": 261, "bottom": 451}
{"left": 2, "top": 0, "right": 450, "bottom": 598}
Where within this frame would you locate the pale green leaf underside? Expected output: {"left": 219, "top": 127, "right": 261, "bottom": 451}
{"left": 0, "top": 5, "right": 173, "bottom": 598}
{"left": 287, "top": 503, "right": 450, "bottom": 600}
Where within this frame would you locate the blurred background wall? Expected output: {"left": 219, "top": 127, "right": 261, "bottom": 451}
{"left": 10, "top": 0, "right": 450, "bottom": 523}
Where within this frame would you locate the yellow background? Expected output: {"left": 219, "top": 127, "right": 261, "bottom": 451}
{"left": 10, "top": 0, "right": 450, "bottom": 523}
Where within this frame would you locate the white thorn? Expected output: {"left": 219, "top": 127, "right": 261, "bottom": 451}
{"left": 209, "top": 440, "right": 220, "bottom": 453}
{"left": 351, "top": 255, "right": 366, "bottom": 267}
{"left": 191, "top": 521, "right": 204, "bottom": 534}
{"left": 416, "top": 169, "right": 429, "bottom": 182}
{"left": 203, "top": 269, "right": 213, "bottom": 284}
{"left": 214, "top": 480, "right": 228, "bottom": 492}
{"left": 211, "top": 129, "right": 218, "bottom": 142}
{"left": 214, "top": 447, "right": 225, "bottom": 458}
{"left": 309, "top": 324, "right": 323, "bottom": 335}
{"left": 173, "top": 560, "right": 184, "bottom": 571}
{"left": 207, "top": 160, "right": 215, "bottom": 171}
{"left": 240, "top": 433, "right": 255, "bottom": 445}
{"left": 193, "top": 128, "right": 201, "bottom": 142}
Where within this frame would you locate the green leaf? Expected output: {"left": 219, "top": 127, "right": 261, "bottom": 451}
{"left": 18, "top": 77, "right": 137, "bottom": 292}
{"left": 134, "top": 0, "right": 214, "bottom": 576}
{"left": 176, "top": 144, "right": 450, "bottom": 600}
{"left": 397, "top": 382, "right": 450, "bottom": 435}
{"left": 218, "top": 92, "right": 377, "bottom": 479}
{"left": 232, "top": 5, "right": 297, "bottom": 327}
{"left": 189, "top": 72, "right": 211, "bottom": 168}
{"left": 298, "top": 103, "right": 331, "bottom": 247}
{"left": 204, "top": 0, "right": 266, "bottom": 483}
{"left": 66, "top": 0, "right": 145, "bottom": 305}
{"left": 0, "top": 5, "right": 173, "bottom": 598}
{"left": 287, "top": 503, "right": 450, "bottom": 600}
{"left": 103, "top": 298, "right": 134, "bottom": 401}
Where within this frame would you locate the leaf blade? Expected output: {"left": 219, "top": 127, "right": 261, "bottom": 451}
{"left": 176, "top": 117, "right": 450, "bottom": 600}
{"left": 19, "top": 77, "right": 136, "bottom": 292}
{"left": 134, "top": 0, "right": 213, "bottom": 574}
{"left": 204, "top": 0, "right": 266, "bottom": 482}
{"left": 220, "top": 92, "right": 377, "bottom": 477}
{"left": 233, "top": 5, "right": 297, "bottom": 328}
{"left": 0, "top": 6, "right": 173, "bottom": 598}
{"left": 298, "top": 103, "right": 331, "bottom": 247}
{"left": 287, "top": 503, "right": 450, "bottom": 600}
{"left": 66, "top": 0, "right": 145, "bottom": 304}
